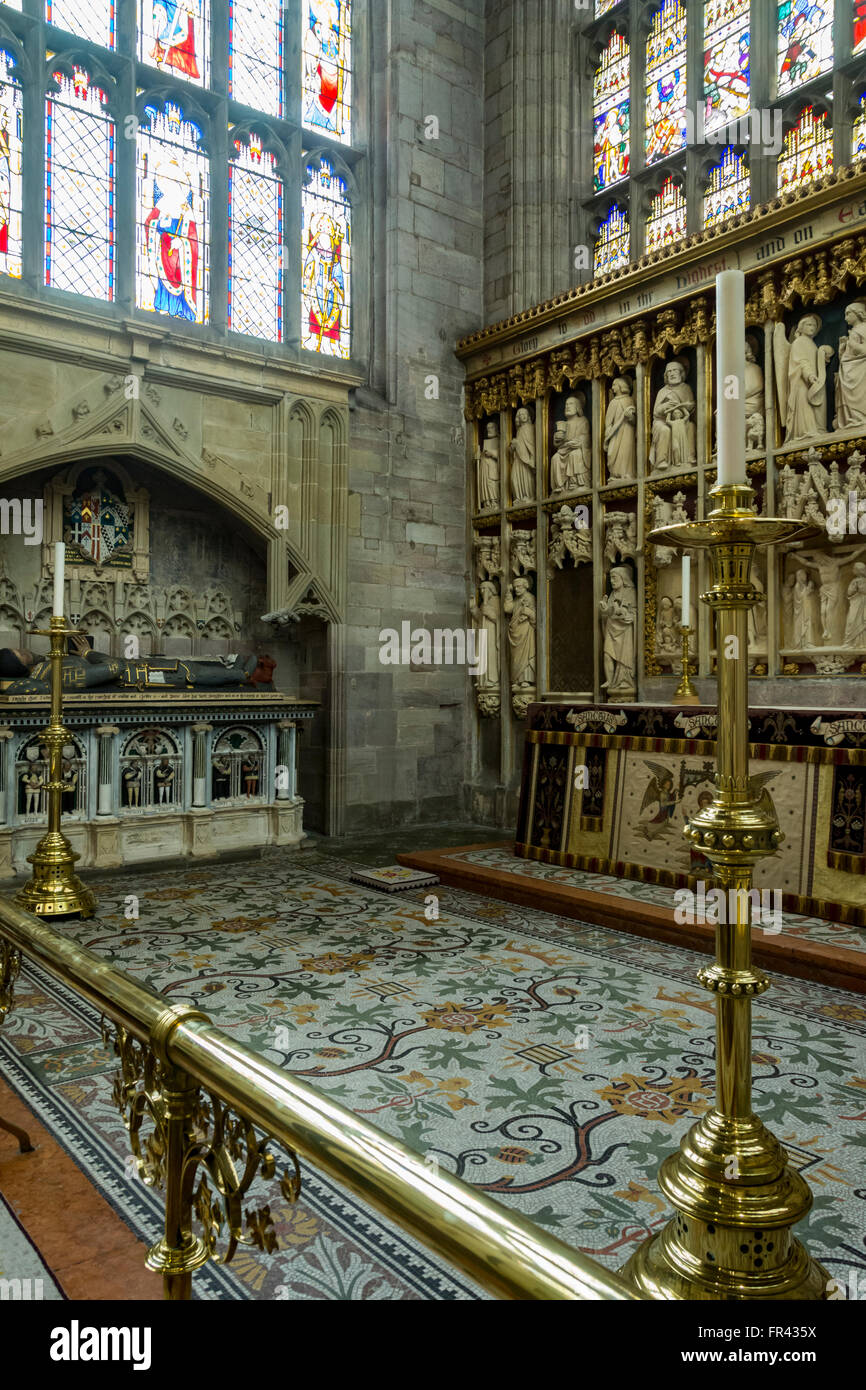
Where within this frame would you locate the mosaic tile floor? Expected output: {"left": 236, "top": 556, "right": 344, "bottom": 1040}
{"left": 1, "top": 835, "right": 864, "bottom": 1299}
{"left": 450, "top": 846, "right": 866, "bottom": 954}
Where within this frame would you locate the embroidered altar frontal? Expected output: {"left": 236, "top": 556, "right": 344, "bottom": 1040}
{"left": 515, "top": 703, "right": 866, "bottom": 927}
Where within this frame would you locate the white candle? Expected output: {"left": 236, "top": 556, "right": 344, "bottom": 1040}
{"left": 716, "top": 269, "right": 747, "bottom": 487}
{"left": 681, "top": 554, "right": 690, "bottom": 624}
{"left": 53, "top": 541, "right": 65, "bottom": 619}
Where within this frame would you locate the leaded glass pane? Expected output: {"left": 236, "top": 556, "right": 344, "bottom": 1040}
{"left": 856, "top": 0, "right": 866, "bottom": 56}
{"left": 45, "top": 69, "right": 115, "bottom": 300}
{"left": 594, "top": 205, "right": 629, "bottom": 276}
{"left": 0, "top": 51, "right": 22, "bottom": 280}
{"left": 229, "top": 0, "right": 284, "bottom": 119}
{"left": 854, "top": 95, "right": 866, "bottom": 160}
{"left": 229, "top": 135, "right": 283, "bottom": 342}
{"left": 703, "top": 146, "right": 750, "bottom": 227}
{"left": 137, "top": 102, "right": 209, "bottom": 324}
{"left": 303, "top": 0, "right": 352, "bottom": 146}
{"left": 646, "top": 0, "right": 688, "bottom": 164}
{"left": 777, "top": 0, "right": 833, "bottom": 96}
{"left": 593, "top": 32, "right": 629, "bottom": 193}
{"left": 302, "top": 159, "right": 350, "bottom": 358}
{"left": 704, "top": 0, "right": 750, "bottom": 135}
{"left": 46, "top": 1, "right": 116, "bottom": 49}
{"left": 139, "top": 0, "right": 209, "bottom": 88}
{"left": 777, "top": 107, "right": 832, "bottom": 192}
{"left": 646, "top": 176, "right": 687, "bottom": 252}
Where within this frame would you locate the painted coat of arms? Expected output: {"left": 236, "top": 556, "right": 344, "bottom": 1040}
{"left": 64, "top": 470, "right": 132, "bottom": 567}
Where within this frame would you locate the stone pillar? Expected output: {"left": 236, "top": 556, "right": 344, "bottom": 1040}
{"left": 0, "top": 727, "right": 12, "bottom": 826}
{"left": 192, "top": 723, "right": 212, "bottom": 808}
{"left": 95, "top": 725, "right": 119, "bottom": 817}
{"left": 276, "top": 721, "right": 297, "bottom": 800}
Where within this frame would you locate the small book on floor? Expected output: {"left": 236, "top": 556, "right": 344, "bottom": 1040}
{"left": 350, "top": 865, "right": 440, "bottom": 892}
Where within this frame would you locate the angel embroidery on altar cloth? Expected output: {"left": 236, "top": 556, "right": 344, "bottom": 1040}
{"left": 144, "top": 156, "right": 200, "bottom": 322}
{"left": 150, "top": 2, "right": 201, "bottom": 81}
{"left": 635, "top": 761, "right": 681, "bottom": 841}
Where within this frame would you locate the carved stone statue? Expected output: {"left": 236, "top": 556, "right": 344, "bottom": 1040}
{"left": 476, "top": 420, "right": 501, "bottom": 511}
{"left": 774, "top": 314, "right": 834, "bottom": 444}
{"left": 651, "top": 495, "right": 676, "bottom": 567}
{"left": 548, "top": 505, "right": 591, "bottom": 569}
{"left": 508, "top": 406, "right": 536, "bottom": 503}
{"left": 782, "top": 572, "right": 796, "bottom": 646}
{"left": 797, "top": 545, "right": 866, "bottom": 643}
{"left": 604, "top": 377, "right": 636, "bottom": 480}
{"left": 475, "top": 534, "right": 501, "bottom": 581}
{"left": 1, "top": 636, "right": 259, "bottom": 693}
{"left": 670, "top": 491, "right": 690, "bottom": 524}
{"left": 744, "top": 334, "right": 765, "bottom": 450}
{"left": 792, "top": 569, "right": 816, "bottom": 648}
{"left": 504, "top": 575, "right": 536, "bottom": 697}
{"left": 834, "top": 301, "right": 866, "bottom": 432}
{"left": 604, "top": 511, "right": 636, "bottom": 565}
{"left": 469, "top": 579, "right": 501, "bottom": 716}
{"left": 843, "top": 562, "right": 866, "bottom": 649}
{"left": 649, "top": 360, "right": 696, "bottom": 472}
{"left": 599, "top": 565, "right": 636, "bottom": 697}
{"left": 511, "top": 530, "right": 537, "bottom": 576}
{"left": 550, "top": 394, "right": 590, "bottom": 493}
{"left": 748, "top": 571, "right": 767, "bottom": 649}
{"left": 655, "top": 594, "right": 678, "bottom": 655}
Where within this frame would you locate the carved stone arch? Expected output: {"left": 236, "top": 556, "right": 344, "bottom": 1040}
{"left": 124, "top": 610, "right": 158, "bottom": 656}
{"left": 229, "top": 118, "right": 290, "bottom": 173}
{"left": 43, "top": 50, "right": 119, "bottom": 121}
{"left": 286, "top": 397, "right": 317, "bottom": 568}
{"left": 135, "top": 85, "right": 213, "bottom": 149}
{"left": 302, "top": 146, "right": 359, "bottom": 203}
{"left": 0, "top": 25, "right": 29, "bottom": 84}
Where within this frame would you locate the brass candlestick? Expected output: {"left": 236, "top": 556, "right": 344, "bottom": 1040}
{"left": 14, "top": 618, "right": 96, "bottom": 919}
{"left": 620, "top": 482, "right": 828, "bottom": 1300}
{"left": 673, "top": 624, "right": 700, "bottom": 705}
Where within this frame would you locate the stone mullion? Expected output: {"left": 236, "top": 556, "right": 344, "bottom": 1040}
{"left": 749, "top": 0, "right": 775, "bottom": 208}
{"left": 629, "top": 10, "right": 647, "bottom": 260}
{"left": 685, "top": 0, "right": 705, "bottom": 236}
{"left": 835, "top": 0, "right": 855, "bottom": 168}
{"left": 21, "top": 19, "right": 44, "bottom": 292}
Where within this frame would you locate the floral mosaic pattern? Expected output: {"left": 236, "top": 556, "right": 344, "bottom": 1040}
{"left": 452, "top": 847, "right": 866, "bottom": 954}
{"left": 1, "top": 846, "right": 864, "bottom": 1299}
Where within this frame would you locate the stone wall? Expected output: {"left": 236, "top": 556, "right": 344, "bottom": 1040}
{"left": 337, "top": 0, "right": 486, "bottom": 832}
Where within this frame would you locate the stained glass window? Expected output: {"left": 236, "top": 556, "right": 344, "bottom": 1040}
{"left": 303, "top": 1, "right": 352, "bottom": 146}
{"left": 777, "top": 0, "right": 833, "bottom": 96}
{"left": 704, "top": 0, "right": 750, "bottom": 135}
{"left": 854, "top": 94, "right": 866, "bottom": 160}
{"left": 137, "top": 102, "right": 209, "bottom": 324}
{"left": 46, "top": 1, "right": 116, "bottom": 48}
{"left": 229, "top": 134, "right": 283, "bottom": 342}
{"left": 857, "top": 0, "right": 866, "bottom": 56}
{"left": 646, "top": 176, "right": 687, "bottom": 252}
{"left": 0, "top": 51, "right": 22, "bottom": 280}
{"left": 593, "top": 32, "right": 629, "bottom": 193}
{"left": 703, "top": 146, "right": 750, "bottom": 227}
{"left": 45, "top": 69, "right": 115, "bottom": 299}
{"left": 139, "top": 0, "right": 209, "bottom": 88}
{"left": 302, "top": 159, "right": 350, "bottom": 358}
{"left": 229, "top": 0, "right": 284, "bottom": 119}
{"left": 594, "top": 204, "right": 629, "bottom": 276}
{"left": 646, "top": 0, "right": 688, "bottom": 164}
{"left": 595, "top": 0, "right": 619, "bottom": 14}
{"left": 777, "top": 107, "right": 833, "bottom": 192}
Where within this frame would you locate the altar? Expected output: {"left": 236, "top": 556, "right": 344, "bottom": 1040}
{"left": 0, "top": 689, "right": 316, "bottom": 878}
{"left": 515, "top": 701, "right": 866, "bottom": 927}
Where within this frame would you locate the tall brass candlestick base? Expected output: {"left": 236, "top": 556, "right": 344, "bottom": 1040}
{"left": 673, "top": 624, "right": 700, "bottom": 705}
{"left": 619, "top": 482, "right": 828, "bottom": 1300}
{"left": 14, "top": 618, "right": 96, "bottom": 920}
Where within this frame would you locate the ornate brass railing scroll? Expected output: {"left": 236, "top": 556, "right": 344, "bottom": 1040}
{"left": 0, "top": 894, "right": 640, "bottom": 1301}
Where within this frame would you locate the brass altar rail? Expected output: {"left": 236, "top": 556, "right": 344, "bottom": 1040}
{"left": 0, "top": 895, "right": 641, "bottom": 1301}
